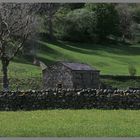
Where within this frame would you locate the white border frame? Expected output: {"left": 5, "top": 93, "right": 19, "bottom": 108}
{"left": 0, "top": 0, "right": 140, "bottom": 3}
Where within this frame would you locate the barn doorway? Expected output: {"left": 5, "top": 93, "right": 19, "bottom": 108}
{"left": 57, "top": 83, "right": 63, "bottom": 89}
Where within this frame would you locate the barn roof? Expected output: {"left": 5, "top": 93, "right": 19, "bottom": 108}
{"left": 60, "top": 62, "right": 99, "bottom": 71}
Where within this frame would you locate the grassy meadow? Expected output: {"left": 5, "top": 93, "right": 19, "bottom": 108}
{"left": 0, "top": 40, "right": 139, "bottom": 89}
{"left": 37, "top": 41, "right": 140, "bottom": 75}
{"left": 0, "top": 3, "right": 140, "bottom": 138}
{"left": 0, "top": 109, "right": 140, "bottom": 137}
{"left": 0, "top": 40, "right": 140, "bottom": 77}
{"left": 0, "top": 41, "right": 139, "bottom": 136}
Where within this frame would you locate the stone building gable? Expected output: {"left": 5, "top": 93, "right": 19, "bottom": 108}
{"left": 43, "top": 63, "right": 73, "bottom": 89}
{"left": 43, "top": 62, "right": 100, "bottom": 89}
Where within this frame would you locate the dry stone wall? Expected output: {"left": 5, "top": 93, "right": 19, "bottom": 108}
{"left": 0, "top": 89, "right": 140, "bottom": 110}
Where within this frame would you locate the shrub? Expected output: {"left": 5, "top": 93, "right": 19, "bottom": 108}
{"left": 128, "top": 65, "right": 137, "bottom": 76}
{"left": 85, "top": 3, "right": 120, "bottom": 41}
{"left": 54, "top": 8, "right": 96, "bottom": 42}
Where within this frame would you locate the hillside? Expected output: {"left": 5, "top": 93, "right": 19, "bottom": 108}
{"left": 0, "top": 40, "right": 140, "bottom": 78}
{"left": 37, "top": 40, "right": 140, "bottom": 75}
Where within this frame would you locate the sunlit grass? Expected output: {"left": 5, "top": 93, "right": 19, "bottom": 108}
{"left": 0, "top": 109, "right": 140, "bottom": 137}
{"left": 37, "top": 41, "right": 140, "bottom": 75}
{"left": 0, "top": 41, "right": 139, "bottom": 79}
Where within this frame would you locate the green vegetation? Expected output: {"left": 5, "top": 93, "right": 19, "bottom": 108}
{"left": 0, "top": 40, "right": 139, "bottom": 90}
{"left": 101, "top": 78, "right": 140, "bottom": 89}
{"left": 37, "top": 40, "right": 140, "bottom": 75}
{"left": 54, "top": 4, "right": 120, "bottom": 42}
{"left": 1, "top": 40, "right": 140, "bottom": 77}
{"left": 0, "top": 109, "right": 140, "bottom": 137}
{"left": 54, "top": 8, "right": 96, "bottom": 42}
{"left": 128, "top": 65, "right": 137, "bottom": 76}
{"left": 0, "top": 4, "right": 140, "bottom": 138}
{"left": 0, "top": 3, "right": 140, "bottom": 90}
{"left": 0, "top": 62, "right": 41, "bottom": 78}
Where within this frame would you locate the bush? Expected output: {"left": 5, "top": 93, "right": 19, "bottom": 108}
{"left": 86, "top": 3, "right": 120, "bottom": 41}
{"left": 128, "top": 65, "right": 137, "bottom": 76}
{"left": 54, "top": 8, "right": 96, "bottom": 42}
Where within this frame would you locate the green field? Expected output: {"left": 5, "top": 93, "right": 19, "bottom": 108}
{"left": 1, "top": 40, "right": 140, "bottom": 77}
{"left": 37, "top": 41, "right": 140, "bottom": 75}
{"left": 0, "top": 40, "right": 139, "bottom": 89}
{"left": 0, "top": 109, "right": 140, "bottom": 137}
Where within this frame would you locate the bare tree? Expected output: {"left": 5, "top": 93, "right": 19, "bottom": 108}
{"left": 0, "top": 3, "right": 37, "bottom": 91}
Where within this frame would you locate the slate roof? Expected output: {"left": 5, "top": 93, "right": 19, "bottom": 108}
{"left": 60, "top": 62, "right": 99, "bottom": 71}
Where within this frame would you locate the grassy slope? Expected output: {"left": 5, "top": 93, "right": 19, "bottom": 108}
{"left": 37, "top": 40, "right": 140, "bottom": 75}
{"left": 0, "top": 109, "right": 140, "bottom": 137}
{"left": 0, "top": 59, "right": 41, "bottom": 78}
{"left": 0, "top": 40, "right": 140, "bottom": 77}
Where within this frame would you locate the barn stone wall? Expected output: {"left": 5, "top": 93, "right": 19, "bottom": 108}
{"left": 72, "top": 71, "right": 100, "bottom": 89}
{"left": 43, "top": 62, "right": 100, "bottom": 89}
{"left": 43, "top": 63, "right": 73, "bottom": 89}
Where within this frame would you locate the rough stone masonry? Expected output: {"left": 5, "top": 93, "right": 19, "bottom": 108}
{"left": 0, "top": 89, "right": 140, "bottom": 110}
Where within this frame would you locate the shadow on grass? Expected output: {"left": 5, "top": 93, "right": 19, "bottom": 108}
{"left": 51, "top": 40, "right": 140, "bottom": 56}
{"left": 11, "top": 41, "right": 61, "bottom": 66}
{"left": 37, "top": 56, "right": 55, "bottom": 66}
{"left": 10, "top": 39, "right": 140, "bottom": 68}
{"left": 12, "top": 55, "right": 35, "bottom": 65}
{"left": 37, "top": 40, "right": 81, "bottom": 65}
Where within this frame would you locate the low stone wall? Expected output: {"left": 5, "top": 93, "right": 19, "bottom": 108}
{"left": 0, "top": 89, "right": 140, "bottom": 111}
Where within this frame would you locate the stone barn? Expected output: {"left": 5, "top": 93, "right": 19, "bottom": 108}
{"left": 43, "top": 62, "right": 100, "bottom": 89}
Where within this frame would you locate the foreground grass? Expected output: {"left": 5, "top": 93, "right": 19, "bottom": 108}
{"left": 0, "top": 110, "right": 140, "bottom": 137}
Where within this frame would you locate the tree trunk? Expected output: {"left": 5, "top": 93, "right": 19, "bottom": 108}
{"left": 48, "top": 18, "right": 53, "bottom": 40}
{"left": 48, "top": 4, "right": 54, "bottom": 40}
{"left": 1, "top": 59, "right": 9, "bottom": 91}
{"left": 122, "top": 34, "right": 125, "bottom": 43}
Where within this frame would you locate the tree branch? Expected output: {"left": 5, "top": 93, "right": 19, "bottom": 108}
{"left": 9, "top": 34, "right": 28, "bottom": 61}
{"left": 10, "top": 17, "right": 30, "bottom": 35}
